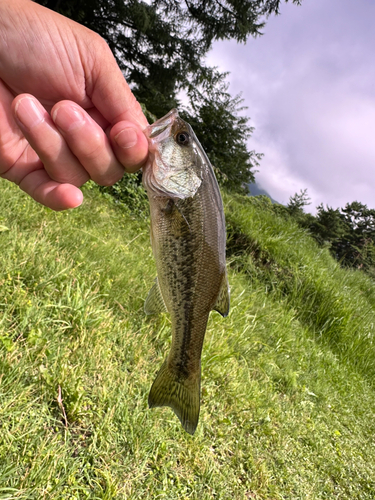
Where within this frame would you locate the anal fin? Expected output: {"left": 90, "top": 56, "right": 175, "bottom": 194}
{"left": 213, "top": 273, "right": 230, "bottom": 317}
{"left": 144, "top": 278, "right": 167, "bottom": 315}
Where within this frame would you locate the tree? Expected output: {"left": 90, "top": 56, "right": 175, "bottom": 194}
{"left": 40, "top": 0, "right": 302, "bottom": 92}
{"left": 340, "top": 202, "right": 375, "bottom": 270}
{"left": 181, "top": 70, "right": 261, "bottom": 190}
{"left": 284, "top": 197, "right": 375, "bottom": 276}
{"left": 287, "top": 189, "right": 311, "bottom": 216}
{"left": 272, "top": 189, "right": 315, "bottom": 228}
{"left": 309, "top": 204, "right": 351, "bottom": 264}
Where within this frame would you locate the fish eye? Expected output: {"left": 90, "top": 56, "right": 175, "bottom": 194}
{"left": 175, "top": 131, "right": 190, "bottom": 146}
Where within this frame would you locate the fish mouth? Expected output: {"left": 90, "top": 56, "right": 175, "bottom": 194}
{"left": 142, "top": 108, "right": 202, "bottom": 199}
{"left": 146, "top": 109, "right": 178, "bottom": 141}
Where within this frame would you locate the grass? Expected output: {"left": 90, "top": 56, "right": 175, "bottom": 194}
{"left": 224, "top": 193, "right": 375, "bottom": 379}
{"left": 1, "top": 179, "right": 375, "bottom": 498}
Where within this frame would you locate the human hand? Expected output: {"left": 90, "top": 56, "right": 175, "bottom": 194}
{"left": 0, "top": 0, "right": 149, "bottom": 210}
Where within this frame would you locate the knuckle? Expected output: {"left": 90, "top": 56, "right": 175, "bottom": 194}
{"left": 93, "top": 169, "right": 123, "bottom": 187}
{"left": 83, "top": 141, "right": 104, "bottom": 162}
{"left": 78, "top": 128, "right": 105, "bottom": 160}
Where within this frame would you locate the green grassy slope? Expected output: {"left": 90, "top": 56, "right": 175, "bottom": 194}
{"left": 1, "top": 179, "right": 375, "bottom": 499}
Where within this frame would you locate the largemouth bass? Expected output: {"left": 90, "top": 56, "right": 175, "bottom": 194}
{"left": 142, "top": 109, "right": 230, "bottom": 434}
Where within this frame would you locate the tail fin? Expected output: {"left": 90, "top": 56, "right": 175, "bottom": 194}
{"left": 148, "top": 359, "right": 200, "bottom": 435}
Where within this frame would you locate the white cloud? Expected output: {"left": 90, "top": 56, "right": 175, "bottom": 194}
{"left": 207, "top": 0, "right": 375, "bottom": 212}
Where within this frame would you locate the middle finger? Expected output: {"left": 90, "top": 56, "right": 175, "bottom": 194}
{"left": 52, "top": 100, "right": 125, "bottom": 186}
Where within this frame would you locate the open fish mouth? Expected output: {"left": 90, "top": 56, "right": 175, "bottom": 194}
{"left": 146, "top": 109, "right": 178, "bottom": 141}
{"left": 143, "top": 109, "right": 202, "bottom": 199}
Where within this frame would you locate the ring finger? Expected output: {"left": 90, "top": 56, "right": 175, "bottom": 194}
{"left": 13, "top": 95, "right": 90, "bottom": 186}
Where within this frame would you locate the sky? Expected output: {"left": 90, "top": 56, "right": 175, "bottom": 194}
{"left": 207, "top": 0, "right": 375, "bottom": 213}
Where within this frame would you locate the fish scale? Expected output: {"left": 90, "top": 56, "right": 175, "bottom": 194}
{"left": 143, "top": 109, "right": 230, "bottom": 434}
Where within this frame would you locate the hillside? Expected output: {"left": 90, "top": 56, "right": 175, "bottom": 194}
{"left": 247, "top": 182, "right": 279, "bottom": 204}
{"left": 1, "top": 178, "right": 375, "bottom": 499}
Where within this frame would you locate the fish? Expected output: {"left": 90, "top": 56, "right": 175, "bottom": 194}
{"left": 142, "top": 109, "right": 230, "bottom": 434}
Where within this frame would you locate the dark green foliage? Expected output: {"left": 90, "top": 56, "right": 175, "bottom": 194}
{"left": 287, "top": 188, "right": 311, "bottom": 215}
{"left": 272, "top": 190, "right": 314, "bottom": 229}
{"left": 314, "top": 201, "right": 375, "bottom": 274}
{"left": 273, "top": 189, "right": 316, "bottom": 228}
{"left": 95, "top": 173, "right": 150, "bottom": 218}
{"left": 40, "top": 0, "right": 302, "bottom": 75}
{"left": 276, "top": 191, "right": 375, "bottom": 277}
{"left": 181, "top": 71, "right": 260, "bottom": 191}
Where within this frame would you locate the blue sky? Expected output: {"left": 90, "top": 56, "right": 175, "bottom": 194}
{"left": 207, "top": 0, "right": 375, "bottom": 212}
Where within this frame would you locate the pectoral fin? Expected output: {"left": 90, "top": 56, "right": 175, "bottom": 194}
{"left": 213, "top": 274, "right": 230, "bottom": 317}
{"left": 144, "top": 278, "right": 167, "bottom": 315}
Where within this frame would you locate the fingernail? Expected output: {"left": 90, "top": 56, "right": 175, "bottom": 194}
{"left": 114, "top": 128, "right": 138, "bottom": 149}
{"left": 52, "top": 105, "right": 85, "bottom": 132}
{"left": 15, "top": 96, "right": 45, "bottom": 130}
